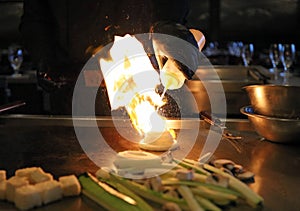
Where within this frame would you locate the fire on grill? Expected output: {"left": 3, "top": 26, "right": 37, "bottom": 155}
{"left": 99, "top": 29, "right": 204, "bottom": 151}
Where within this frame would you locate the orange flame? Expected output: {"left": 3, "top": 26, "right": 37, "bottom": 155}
{"left": 126, "top": 92, "right": 166, "bottom": 135}
{"left": 99, "top": 34, "right": 175, "bottom": 140}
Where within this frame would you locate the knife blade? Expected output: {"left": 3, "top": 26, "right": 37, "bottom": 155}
{"left": 86, "top": 172, "right": 137, "bottom": 205}
{"left": 200, "top": 111, "right": 242, "bottom": 153}
{"left": 200, "top": 111, "right": 226, "bottom": 129}
{"left": 0, "top": 101, "right": 26, "bottom": 113}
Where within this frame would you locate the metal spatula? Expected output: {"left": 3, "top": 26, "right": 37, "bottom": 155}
{"left": 0, "top": 101, "right": 26, "bottom": 113}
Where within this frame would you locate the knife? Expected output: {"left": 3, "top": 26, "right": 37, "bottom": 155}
{"left": 200, "top": 111, "right": 226, "bottom": 129}
{"left": 86, "top": 172, "right": 137, "bottom": 205}
{"left": 0, "top": 101, "right": 26, "bottom": 113}
{"left": 200, "top": 111, "right": 242, "bottom": 153}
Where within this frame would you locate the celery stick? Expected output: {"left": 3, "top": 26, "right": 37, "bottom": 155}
{"left": 111, "top": 175, "right": 189, "bottom": 210}
{"left": 105, "top": 179, "right": 154, "bottom": 211}
{"left": 162, "top": 178, "right": 241, "bottom": 196}
{"left": 79, "top": 174, "right": 142, "bottom": 211}
{"left": 213, "top": 198, "right": 231, "bottom": 206}
{"left": 173, "top": 158, "right": 211, "bottom": 175}
{"left": 191, "top": 186, "right": 238, "bottom": 201}
{"left": 193, "top": 173, "right": 208, "bottom": 183}
{"left": 96, "top": 168, "right": 153, "bottom": 211}
{"left": 195, "top": 195, "right": 222, "bottom": 211}
{"left": 178, "top": 185, "right": 205, "bottom": 211}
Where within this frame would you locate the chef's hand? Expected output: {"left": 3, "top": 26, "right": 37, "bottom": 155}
{"left": 150, "top": 21, "right": 205, "bottom": 90}
{"left": 189, "top": 28, "right": 206, "bottom": 51}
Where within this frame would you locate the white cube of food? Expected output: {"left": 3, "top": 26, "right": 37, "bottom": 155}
{"left": 0, "top": 170, "right": 6, "bottom": 182}
{"left": 28, "top": 168, "right": 53, "bottom": 184}
{"left": 6, "top": 176, "right": 29, "bottom": 202}
{"left": 58, "top": 175, "right": 81, "bottom": 196}
{"left": 15, "top": 185, "right": 42, "bottom": 210}
{"left": 15, "top": 167, "right": 39, "bottom": 177}
{"left": 0, "top": 181, "right": 7, "bottom": 200}
{"left": 35, "top": 180, "right": 63, "bottom": 204}
{"left": 176, "top": 169, "right": 194, "bottom": 181}
{"left": 15, "top": 167, "right": 53, "bottom": 184}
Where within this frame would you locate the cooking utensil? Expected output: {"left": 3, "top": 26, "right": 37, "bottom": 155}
{"left": 200, "top": 111, "right": 242, "bottom": 139}
{"left": 241, "top": 105, "right": 300, "bottom": 143}
{"left": 200, "top": 111, "right": 242, "bottom": 152}
{"left": 243, "top": 84, "right": 300, "bottom": 119}
{"left": 86, "top": 172, "right": 137, "bottom": 205}
{"left": 0, "top": 101, "right": 26, "bottom": 113}
{"left": 200, "top": 111, "right": 225, "bottom": 128}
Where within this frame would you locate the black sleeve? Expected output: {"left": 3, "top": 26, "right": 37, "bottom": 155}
{"left": 151, "top": 0, "right": 190, "bottom": 25}
{"left": 19, "top": 0, "right": 58, "bottom": 66}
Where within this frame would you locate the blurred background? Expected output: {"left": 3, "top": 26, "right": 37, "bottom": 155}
{"left": 188, "top": 0, "right": 300, "bottom": 49}
{"left": 1, "top": 0, "right": 299, "bottom": 51}
{"left": 0, "top": 0, "right": 299, "bottom": 115}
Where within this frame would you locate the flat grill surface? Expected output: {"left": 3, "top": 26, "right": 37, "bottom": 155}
{"left": 0, "top": 115, "right": 299, "bottom": 211}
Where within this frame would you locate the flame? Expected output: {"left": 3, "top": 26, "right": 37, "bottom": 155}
{"left": 126, "top": 92, "right": 166, "bottom": 135}
{"left": 100, "top": 34, "right": 160, "bottom": 110}
{"left": 99, "top": 34, "right": 175, "bottom": 140}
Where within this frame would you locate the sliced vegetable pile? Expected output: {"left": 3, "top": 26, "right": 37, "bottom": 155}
{"left": 79, "top": 151, "right": 264, "bottom": 211}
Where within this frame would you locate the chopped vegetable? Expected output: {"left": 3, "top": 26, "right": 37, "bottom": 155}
{"left": 177, "top": 185, "right": 204, "bottom": 211}
{"left": 110, "top": 174, "right": 188, "bottom": 210}
{"left": 162, "top": 178, "right": 241, "bottom": 197}
{"left": 203, "top": 164, "right": 264, "bottom": 207}
{"left": 191, "top": 186, "right": 238, "bottom": 201}
{"left": 174, "top": 158, "right": 211, "bottom": 175}
{"left": 195, "top": 195, "right": 222, "bottom": 211}
{"left": 91, "top": 153, "right": 264, "bottom": 211}
{"left": 78, "top": 173, "right": 152, "bottom": 211}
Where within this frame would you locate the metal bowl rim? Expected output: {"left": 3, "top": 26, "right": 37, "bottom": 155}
{"left": 242, "top": 84, "right": 300, "bottom": 90}
{"left": 240, "top": 106, "right": 300, "bottom": 122}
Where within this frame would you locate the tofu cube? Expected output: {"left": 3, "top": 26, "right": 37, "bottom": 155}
{"left": 15, "top": 167, "right": 53, "bottom": 184}
{"left": 0, "top": 170, "right": 6, "bottom": 182}
{"left": 6, "top": 176, "right": 29, "bottom": 202}
{"left": 59, "top": 175, "right": 81, "bottom": 196}
{"left": 15, "top": 167, "right": 39, "bottom": 178}
{"left": 176, "top": 169, "right": 194, "bottom": 181}
{"left": 28, "top": 168, "right": 53, "bottom": 184}
{"left": 35, "top": 180, "right": 63, "bottom": 204}
{"left": 14, "top": 185, "right": 42, "bottom": 210}
{"left": 0, "top": 181, "right": 7, "bottom": 200}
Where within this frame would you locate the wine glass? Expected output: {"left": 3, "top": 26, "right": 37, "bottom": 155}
{"left": 241, "top": 43, "right": 254, "bottom": 66}
{"left": 269, "top": 43, "right": 282, "bottom": 81}
{"left": 7, "top": 44, "right": 23, "bottom": 77}
{"left": 203, "top": 41, "right": 219, "bottom": 56}
{"left": 280, "top": 44, "right": 296, "bottom": 85}
{"left": 281, "top": 44, "right": 296, "bottom": 69}
{"left": 228, "top": 41, "right": 243, "bottom": 57}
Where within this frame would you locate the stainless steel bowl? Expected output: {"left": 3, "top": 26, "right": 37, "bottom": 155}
{"left": 243, "top": 84, "right": 300, "bottom": 119}
{"left": 241, "top": 105, "right": 300, "bottom": 143}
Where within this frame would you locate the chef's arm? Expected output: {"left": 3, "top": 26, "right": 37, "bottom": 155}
{"left": 20, "top": 0, "right": 70, "bottom": 91}
{"left": 150, "top": 21, "right": 205, "bottom": 90}
{"left": 20, "top": 0, "right": 56, "bottom": 67}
